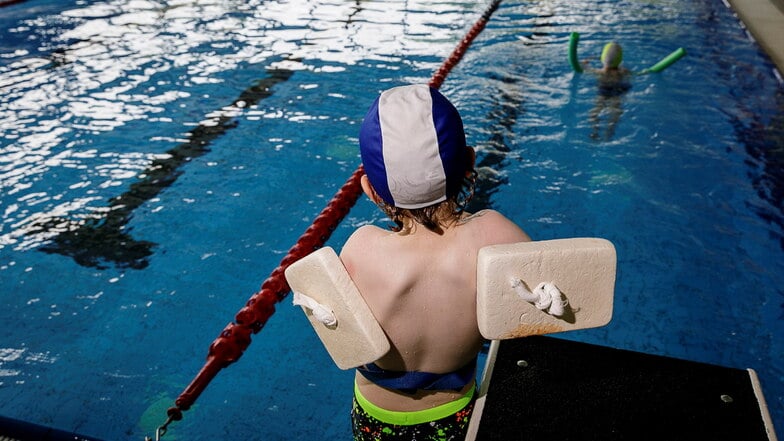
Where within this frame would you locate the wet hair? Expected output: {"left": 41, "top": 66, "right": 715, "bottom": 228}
{"left": 377, "top": 168, "right": 477, "bottom": 235}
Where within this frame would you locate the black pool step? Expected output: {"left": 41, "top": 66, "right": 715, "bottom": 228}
{"left": 468, "top": 335, "right": 778, "bottom": 441}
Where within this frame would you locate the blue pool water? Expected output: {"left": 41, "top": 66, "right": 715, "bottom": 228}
{"left": 1, "top": 0, "right": 782, "bottom": 440}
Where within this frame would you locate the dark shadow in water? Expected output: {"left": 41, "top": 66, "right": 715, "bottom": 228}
{"left": 696, "top": 1, "right": 784, "bottom": 252}
{"left": 733, "top": 86, "right": 784, "bottom": 251}
{"left": 468, "top": 72, "right": 525, "bottom": 213}
{"left": 33, "top": 68, "right": 294, "bottom": 270}
{"left": 466, "top": 9, "right": 554, "bottom": 212}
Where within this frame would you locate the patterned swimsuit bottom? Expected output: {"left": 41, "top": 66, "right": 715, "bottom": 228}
{"left": 351, "top": 381, "right": 477, "bottom": 441}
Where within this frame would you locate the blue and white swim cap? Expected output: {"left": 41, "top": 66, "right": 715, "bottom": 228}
{"left": 359, "top": 84, "right": 468, "bottom": 209}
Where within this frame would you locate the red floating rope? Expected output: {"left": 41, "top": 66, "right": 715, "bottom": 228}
{"left": 164, "top": 0, "right": 502, "bottom": 429}
{"left": 0, "top": 0, "right": 26, "bottom": 6}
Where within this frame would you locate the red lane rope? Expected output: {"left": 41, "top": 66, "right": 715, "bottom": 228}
{"left": 166, "top": 0, "right": 502, "bottom": 426}
{"left": 0, "top": 0, "right": 26, "bottom": 6}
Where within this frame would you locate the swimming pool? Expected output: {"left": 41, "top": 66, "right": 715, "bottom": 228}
{"left": 1, "top": 0, "right": 782, "bottom": 439}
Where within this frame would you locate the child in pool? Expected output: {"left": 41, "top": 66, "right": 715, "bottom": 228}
{"left": 340, "top": 84, "right": 531, "bottom": 440}
{"left": 582, "top": 42, "right": 632, "bottom": 140}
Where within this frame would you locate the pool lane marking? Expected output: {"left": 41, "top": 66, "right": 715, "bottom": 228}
{"left": 32, "top": 69, "right": 293, "bottom": 270}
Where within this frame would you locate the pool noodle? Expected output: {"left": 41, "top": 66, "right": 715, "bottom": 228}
{"left": 568, "top": 32, "right": 583, "bottom": 73}
{"left": 642, "top": 47, "right": 686, "bottom": 73}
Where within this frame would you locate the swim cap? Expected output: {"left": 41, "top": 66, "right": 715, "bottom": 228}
{"left": 359, "top": 84, "right": 468, "bottom": 209}
{"left": 601, "top": 42, "right": 623, "bottom": 68}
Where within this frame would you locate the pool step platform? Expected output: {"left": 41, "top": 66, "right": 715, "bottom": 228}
{"left": 467, "top": 335, "right": 779, "bottom": 441}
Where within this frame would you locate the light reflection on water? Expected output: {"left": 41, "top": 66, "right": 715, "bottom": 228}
{"left": 0, "top": 1, "right": 488, "bottom": 439}
{"left": 0, "top": 0, "right": 782, "bottom": 440}
{"left": 1, "top": 0, "right": 478, "bottom": 254}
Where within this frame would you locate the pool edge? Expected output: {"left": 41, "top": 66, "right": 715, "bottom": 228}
{"left": 726, "top": 0, "right": 784, "bottom": 79}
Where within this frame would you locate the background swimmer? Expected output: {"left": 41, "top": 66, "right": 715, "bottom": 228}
{"left": 581, "top": 42, "right": 632, "bottom": 141}
{"left": 569, "top": 33, "right": 685, "bottom": 141}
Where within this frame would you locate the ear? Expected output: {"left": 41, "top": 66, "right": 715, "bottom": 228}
{"left": 361, "top": 175, "right": 382, "bottom": 204}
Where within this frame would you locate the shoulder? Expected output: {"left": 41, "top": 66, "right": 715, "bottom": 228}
{"left": 344, "top": 224, "right": 387, "bottom": 244}
{"left": 461, "top": 209, "right": 532, "bottom": 244}
{"left": 462, "top": 209, "right": 515, "bottom": 226}
{"left": 340, "top": 224, "right": 387, "bottom": 263}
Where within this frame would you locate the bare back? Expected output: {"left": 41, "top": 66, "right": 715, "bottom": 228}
{"left": 340, "top": 209, "right": 530, "bottom": 411}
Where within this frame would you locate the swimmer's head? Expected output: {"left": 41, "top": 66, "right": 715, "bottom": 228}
{"left": 359, "top": 84, "right": 469, "bottom": 209}
{"left": 601, "top": 42, "right": 623, "bottom": 69}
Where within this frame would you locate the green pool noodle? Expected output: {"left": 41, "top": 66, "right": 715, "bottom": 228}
{"left": 643, "top": 47, "right": 686, "bottom": 73}
{"left": 568, "top": 32, "right": 583, "bottom": 73}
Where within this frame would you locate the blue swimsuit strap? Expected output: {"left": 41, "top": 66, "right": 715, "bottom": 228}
{"left": 356, "top": 357, "right": 477, "bottom": 393}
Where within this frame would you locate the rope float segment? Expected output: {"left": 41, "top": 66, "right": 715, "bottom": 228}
{"left": 0, "top": 0, "right": 26, "bottom": 7}
{"left": 165, "top": 167, "right": 364, "bottom": 418}
{"left": 154, "top": 1, "right": 504, "bottom": 438}
{"left": 430, "top": 0, "right": 502, "bottom": 89}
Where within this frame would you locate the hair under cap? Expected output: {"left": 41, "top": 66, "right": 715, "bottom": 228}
{"left": 359, "top": 84, "right": 468, "bottom": 209}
